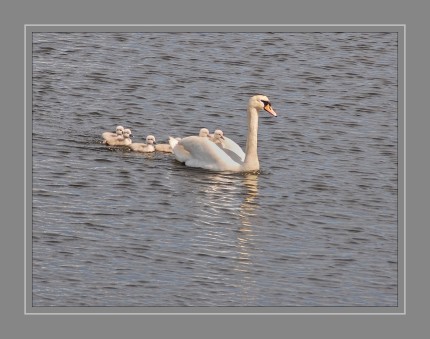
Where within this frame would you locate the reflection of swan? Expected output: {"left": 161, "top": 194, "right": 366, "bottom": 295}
{"left": 102, "top": 125, "right": 124, "bottom": 142}
{"left": 130, "top": 135, "right": 156, "bottom": 152}
{"left": 169, "top": 95, "right": 277, "bottom": 172}
{"left": 239, "top": 173, "right": 259, "bottom": 226}
{"left": 105, "top": 128, "right": 133, "bottom": 146}
{"left": 236, "top": 173, "right": 259, "bottom": 304}
{"left": 240, "top": 173, "right": 258, "bottom": 227}
{"left": 185, "top": 171, "right": 259, "bottom": 303}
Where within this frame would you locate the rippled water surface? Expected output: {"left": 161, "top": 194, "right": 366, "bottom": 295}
{"left": 32, "top": 32, "right": 398, "bottom": 307}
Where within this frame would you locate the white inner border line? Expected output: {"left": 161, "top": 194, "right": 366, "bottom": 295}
{"left": 25, "top": 24, "right": 406, "bottom": 315}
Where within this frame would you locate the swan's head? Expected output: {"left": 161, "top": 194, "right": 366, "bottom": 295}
{"left": 249, "top": 95, "right": 277, "bottom": 117}
{"left": 123, "top": 129, "right": 133, "bottom": 138}
{"left": 199, "top": 128, "right": 210, "bottom": 138}
{"left": 116, "top": 125, "right": 125, "bottom": 135}
{"left": 213, "top": 129, "right": 225, "bottom": 140}
{"left": 146, "top": 135, "right": 156, "bottom": 145}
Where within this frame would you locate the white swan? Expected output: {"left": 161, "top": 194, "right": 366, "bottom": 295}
{"left": 169, "top": 95, "right": 277, "bottom": 172}
{"left": 105, "top": 128, "right": 133, "bottom": 146}
{"left": 130, "top": 135, "right": 156, "bottom": 153}
{"left": 102, "top": 125, "right": 124, "bottom": 142}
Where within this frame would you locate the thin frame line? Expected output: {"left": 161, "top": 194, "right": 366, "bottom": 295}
{"left": 25, "top": 25, "right": 406, "bottom": 315}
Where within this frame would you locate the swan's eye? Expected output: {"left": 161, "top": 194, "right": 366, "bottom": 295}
{"left": 261, "top": 100, "right": 271, "bottom": 106}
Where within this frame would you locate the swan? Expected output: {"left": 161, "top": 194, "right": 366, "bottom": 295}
{"left": 105, "top": 128, "right": 133, "bottom": 146}
{"left": 169, "top": 95, "right": 277, "bottom": 172}
{"left": 130, "top": 135, "right": 156, "bottom": 152}
{"left": 102, "top": 125, "right": 124, "bottom": 142}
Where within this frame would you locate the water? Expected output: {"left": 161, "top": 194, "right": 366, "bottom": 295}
{"left": 32, "top": 32, "right": 398, "bottom": 307}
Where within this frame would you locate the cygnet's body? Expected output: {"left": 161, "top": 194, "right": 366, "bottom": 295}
{"left": 155, "top": 143, "right": 173, "bottom": 153}
{"left": 199, "top": 128, "right": 211, "bottom": 138}
{"left": 210, "top": 129, "right": 245, "bottom": 163}
{"left": 105, "top": 128, "right": 133, "bottom": 146}
{"left": 102, "top": 125, "right": 124, "bottom": 143}
{"left": 130, "top": 135, "right": 156, "bottom": 153}
{"left": 210, "top": 129, "right": 225, "bottom": 147}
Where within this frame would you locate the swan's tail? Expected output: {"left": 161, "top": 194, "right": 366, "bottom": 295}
{"left": 168, "top": 136, "right": 179, "bottom": 150}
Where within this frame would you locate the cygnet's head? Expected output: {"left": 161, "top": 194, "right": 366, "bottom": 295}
{"left": 199, "top": 128, "right": 210, "bottom": 138}
{"left": 146, "top": 135, "right": 156, "bottom": 145}
{"left": 213, "top": 129, "right": 225, "bottom": 140}
{"left": 116, "top": 125, "right": 125, "bottom": 135}
{"left": 123, "top": 129, "right": 132, "bottom": 138}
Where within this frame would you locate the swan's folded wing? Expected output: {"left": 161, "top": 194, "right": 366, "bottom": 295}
{"left": 178, "top": 136, "right": 241, "bottom": 171}
{"left": 222, "top": 148, "right": 244, "bottom": 164}
{"left": 222, "top": 136, "right": 246, "bottom": 162}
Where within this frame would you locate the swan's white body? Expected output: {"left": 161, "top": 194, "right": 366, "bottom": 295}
{"left": 155, "top": 129, "right": 208, "bottom": 153}
{"left": 169, "top": 95, "right": 277, "bottom": 172}
{"left": 130, "top": 135, "right": 156, "bottom": 153}
{"left": 105, "top": 128, "right": 133, "bottom": 146}
{"left": 152, "top": 131, "right": 201, "bottom": 153}
{"left": 102, "top": 125, "right": 124, "bottom": 142}
{"left": 169, "top": 136, "right": 243, "bottom": 171}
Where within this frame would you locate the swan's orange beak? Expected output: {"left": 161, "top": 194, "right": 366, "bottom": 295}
{"left": 264, "top": 103, "right": 277, "bottom": 117}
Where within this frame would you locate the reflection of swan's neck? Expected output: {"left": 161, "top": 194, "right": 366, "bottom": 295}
{"left": 243, "top": 106, "right": 259, "bottom": 171}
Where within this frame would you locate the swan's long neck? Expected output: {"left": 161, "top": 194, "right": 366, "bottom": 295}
{"left": 242, "top": 106, "right": 260, "bottom": 171}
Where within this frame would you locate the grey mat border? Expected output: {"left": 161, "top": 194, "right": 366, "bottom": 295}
{"left": 25, "top": 24, "right": 405, "bottom": 315}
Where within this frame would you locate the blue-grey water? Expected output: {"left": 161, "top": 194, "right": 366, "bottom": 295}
{"left": 32, "top": 32, "right": 398, "bottom": 307}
